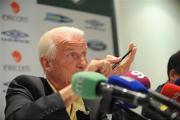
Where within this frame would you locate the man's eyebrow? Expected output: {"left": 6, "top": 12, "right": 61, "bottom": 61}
{"left": 66, "top": 48, "right": 77, "bottom": 52}
{"left": 65, "top": 48, "right": 76, "bottom": 52}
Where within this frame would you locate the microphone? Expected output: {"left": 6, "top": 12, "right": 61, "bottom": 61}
{"left": 72, "top": 71, "right": 148, "bottom": 106}
{"left": 123, "top": 70, "right": 151, "bottom": 89}
{"left": 160, "top": 83, "right": 180, "bottom": 103}
{"left": 119, "top": 71, "right": 180, "bottom": 120}
{"left": 175, "top": 78, "right": 180, "bottom": 86}
{"left": 108, "top": 75, "right": 148, "bottom": 93}
{"left": 158, "top": 83, "right": 180, "bottom": 120}
{"left": 107, "top": 73, "right": 149, "bottom": 109}
{"left": 108, "top": 71, "right": 180, "bottom": 111}
{"left": 108, "top": 75, "right": 148, "bottom": 109}
{"left": 120, "top": 71, "right": 180, "bottom": 120}
{"left": 72, "top": 71, "right": 106, "bottom": 99}
{"left": 143, "top": 84, "right": 180, "bottom": 120}
{"left": 142, "top": 99, "right": 180, "bottom": 120}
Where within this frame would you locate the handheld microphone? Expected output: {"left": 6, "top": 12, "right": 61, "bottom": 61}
{"left": 160, "top": 83, "right": 180, "bottom": 103}
{"left": 72, "top": 71, "right": 106, "bottom": 99}
{"left": 157, "top": 83, "right": 180, "bottom": 120}
{"left": 108, "top": 71, "right": 149, "bottom": 109}
{"left": 123, "top": 70, "right": 151, "bottom": 89}
{"left": 72, "top": 71, "right": 148, "bottom": 106}
{"left": 108, "top": 75, "right": 148, "bottom": 93}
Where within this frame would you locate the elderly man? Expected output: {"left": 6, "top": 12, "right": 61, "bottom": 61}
{"left": 4, "top": 26, "right": 137, "bottom": 120}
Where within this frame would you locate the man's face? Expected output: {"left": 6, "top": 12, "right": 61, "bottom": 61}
{"left": 49, "top": 38, "right": 88, "bottom": 89}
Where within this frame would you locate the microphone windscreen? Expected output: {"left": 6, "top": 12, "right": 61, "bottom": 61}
{"left": 123, "top": 71, "right": 151, "bottom": 89}
{"left": 72, "top": 71, "right": 106, "bottom": 99}
{"left": 160, "top": 83, "right": 180, "bottom": 103}
{"left": 175, "top": 78, "right": 180, "bottom": 86}
{"left": 108, "top": 75, "right": 148, "bottom": 93}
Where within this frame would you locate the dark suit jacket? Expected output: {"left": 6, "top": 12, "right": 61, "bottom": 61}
{"left": 4, "top": 75, "right": 108, "bottom": 120}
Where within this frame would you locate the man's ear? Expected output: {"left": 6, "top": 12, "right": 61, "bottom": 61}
{"left": 169, "top": 69, "right": 177, "bottom": 83}
{"left": 40, "top": 57, "right": 53, "bottom": 73}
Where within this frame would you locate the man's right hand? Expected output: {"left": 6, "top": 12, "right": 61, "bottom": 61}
{"left": 85, "top": 59, "right": 112, "bottom": 77}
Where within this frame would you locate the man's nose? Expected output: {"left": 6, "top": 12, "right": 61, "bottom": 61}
{"left": 77, "top": 56, "right": 88, "bottom": 69}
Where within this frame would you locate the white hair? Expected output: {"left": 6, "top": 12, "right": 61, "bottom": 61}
{"left": 38, "top": 26, "right": 84, "bottom": 61}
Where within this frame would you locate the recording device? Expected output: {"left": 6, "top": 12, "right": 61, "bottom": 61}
{"left": 108, "top": 75, "right": 148, "bottom": 93}
{"left": 112, "top": 50, "right": 132, "bottom": 69}
{"left": 107, "top": 73, "right": 148, "bottom": 109}
{"left": 72, "top": 71, "right": 148, "bottom": 106}
{"left": 160, "top": 83, "right": 180, "bottom": 103}
{"left": 72, "top": 71, "right": 180, "bottom": 120}
{"left": 157, "top": 83, "right": 180, "bottom": 120}
{"left": 113, "top": 70, "right": 180, "bottom": 110}
{"left": 148, "top": 87, "right": 180, "bottom": 110}
{"left": 72, "top": 71, "right": 180, "bottom": 109}
{"left": 72, "top": 71, "right": 149, "bottom": 120}
{"left": 142, "top": 99, "right": 180, "bottom": 120}
{"left": 123, "top": 70, "right": 151, "bottom": 89}
{"left": 108, "top": 71, "right": 150, "bottom": 109}
{"left": 142, "top": 83, "right": 180, "bottom": 120}
{"left": 108, "top": 70, "right": 180, "bottom": 119}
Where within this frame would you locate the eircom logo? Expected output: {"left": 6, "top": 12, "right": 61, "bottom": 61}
{"left": 10, "top": 1, "right": 20, "bottom": 14}
{"left": 11, "top": 50, "right": 22, "bottom": 63}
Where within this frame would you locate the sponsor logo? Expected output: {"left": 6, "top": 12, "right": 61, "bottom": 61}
{"left": 3, "top": 64, "right": 31, "bottom": 72}
{"left": 1, "top": 14, "right": 28, "bottom": 22}
{"left": 1, "top": 1, "right": 28, "bottom": 23}
{"left": 11, "top": 50, "right": 22, "bottom": 63}
{"left": 85, "top": 19, "right": 105, "bottom": 31}
{"left": 87, "top": 40, "right": 106, "bottom": 51}
{"left": 45, "top": 13, "right": 73, "bottom": 23}
{"left": 3, "top": 50, "right": 31, "bottom": 72}
{"left": 1, "top": 29, "right": 29, "bottom": 43}
{"left": 10, "top": 1, "right": 20, "bottom": 14}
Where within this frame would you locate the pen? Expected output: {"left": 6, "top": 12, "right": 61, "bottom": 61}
{"left": 112, "top": 49, "right": 132, "bottom": 69}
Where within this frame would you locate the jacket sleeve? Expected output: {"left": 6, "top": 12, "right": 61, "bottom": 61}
{"left": 4, "top": 75, "right": 69, "bottom": 120}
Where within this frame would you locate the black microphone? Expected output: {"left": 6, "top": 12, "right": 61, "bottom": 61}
{"left": 142, "top": 99, "right": 180, "bottom": 120}
{"left": 148, "top": 98, "right": 180, "bottom": 120}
